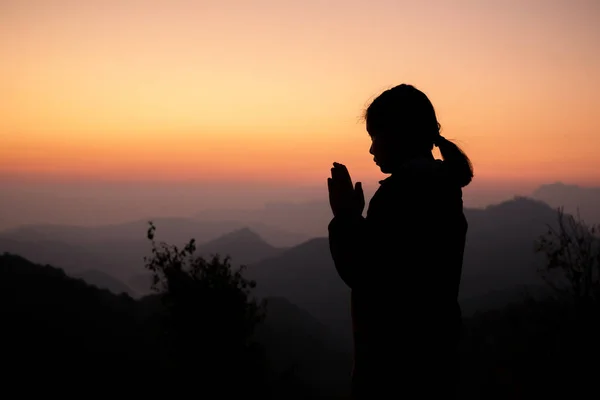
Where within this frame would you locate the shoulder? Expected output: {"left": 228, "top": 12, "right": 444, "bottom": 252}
{"left": 372, "top": 159, "right": 464, "bottom": 212}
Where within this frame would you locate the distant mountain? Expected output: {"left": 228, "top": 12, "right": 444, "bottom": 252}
{"left": 460, "top": 196, "right": 558, "bottom": 298}
{"left": 244, "top": 222, "right": 311, "bottom": 248}
{"left": 73, "top": 269, "right": 137, "bottom": 297}
{"left": 0, "top": 234, "right": 151, "bottom": 282}
{"left": 0, "top": 217, "right": 310, "bottom": 249}
{"left": 0, "top": 222, "right": 289, "bottom": 292}
{"left": 128, "top": 227, "right": 285, "bottom": 296}
{"left": 0, "top": 237, "right": 99, "bottom": 274}
{"left": 1, "top": 196, "right": 567, "bottom": 335}
{"left": 197, "top": 227, "right": 285, "bottom": 265}
{"left": 247, "top": 237, "right": 353, "bottom": 347}
{"left": 532, "top": 182, "right": 600, "bottom": 224}
{"left": 194, "top": 201, "right": 332, "bottom": 239}
{"left": 126, "top": 272, "right": 154, "bottom": 296}
{"left": 0, "top": 218, "right": 245, "bottom": 247}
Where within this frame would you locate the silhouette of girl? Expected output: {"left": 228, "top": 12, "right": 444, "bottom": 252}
{"left": 328, "top": 84, "right": 472, "bottom": 399}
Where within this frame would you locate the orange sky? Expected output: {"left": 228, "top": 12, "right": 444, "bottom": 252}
{"left": 1, "top": 0, "right": 599, "bottom": 187}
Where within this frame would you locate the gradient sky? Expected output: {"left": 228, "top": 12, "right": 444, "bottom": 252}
{"left": 2, "top": 0, "right": 599, "bottom": 188}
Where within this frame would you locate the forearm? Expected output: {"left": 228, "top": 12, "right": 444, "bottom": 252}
{"left": 328, "top": 214, "right": 367, "bottom": 289}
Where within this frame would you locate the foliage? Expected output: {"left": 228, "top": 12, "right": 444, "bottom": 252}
{"left": 535, "top": 207, "right": 600, "bottom": 302}
{"left": 143, "top": 221, "right": 268, "bottom": 394}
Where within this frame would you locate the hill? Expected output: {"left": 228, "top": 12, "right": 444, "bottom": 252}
{"left": 127, "top": 227, "right": 284, "bottom": 296}
{"left": 0, "top": 236, "right": 106, "bottom": 274}
{"left": 0, "top": 217, "right": 308, "bottom": 248}
{"left": 256, "top": 296, "right": 352, "bottom": 399}
{"left": 246, "top": 238, "right": 353, "bottom": 347}
{"left": 532, "top": 182, "right": 600, "bottom": 224}
{"left": 73, "top": 268, "right": 138, "bottom": 296}
{"left": 0, "top": 224, "right": 285, "bottom": 296}
{"left": 197, "top": 227, "right": 285, "bottom": 265}
{"left": 0, "top": 252, "right": 144, "bottom": 390}
{"left": 0, "top": 252, "right": 351, "bottom": 397}
{"left": 460, "top": 196, "right": 557, "bottom": 298}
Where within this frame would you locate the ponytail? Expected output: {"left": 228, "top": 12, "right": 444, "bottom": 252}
{"left": 435, "top": 135, "right": 473, "bottom": 188}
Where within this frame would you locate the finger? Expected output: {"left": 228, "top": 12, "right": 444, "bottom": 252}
{"left": 329, "top": 176, "right": 343, "bottom": 193}
{"left": 338, "top": 164, "right": 352, "bottom": 184}
{"left": 333, "top": 162, "right": 349, "bottom": 174}
{"left": 331, "top": 166, "right": 341, "bottom": 182}
{"left": 332, "top": 164, "right": 352, "bottom": 186}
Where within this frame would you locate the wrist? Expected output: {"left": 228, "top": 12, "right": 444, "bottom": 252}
{"left": 334, "top": 210, "right": 363, "bottom": 219}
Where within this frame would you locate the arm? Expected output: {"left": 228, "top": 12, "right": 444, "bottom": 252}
{"left": 328, "top": 214, "right": 369, "bottom": 289}
{"left": 326, "top": 162, "right": 367, "bottom": 289}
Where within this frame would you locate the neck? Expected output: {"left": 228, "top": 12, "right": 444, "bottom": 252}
{"left": 388, "top": 151, "right": 434, "bottom": 173}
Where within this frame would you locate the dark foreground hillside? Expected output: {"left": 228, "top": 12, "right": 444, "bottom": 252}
{"left": 459, "top": 296, "right": 600, "bottom": 399}
{"left": 2, "top": 251, "right": 600, "bottom": 399}
{"left": 0, "top": 253, "right": 351, "bottom": 398}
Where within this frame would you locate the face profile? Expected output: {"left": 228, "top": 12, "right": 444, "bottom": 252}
{"left": 368, "top": 134, "right": 395, "bottom": 174}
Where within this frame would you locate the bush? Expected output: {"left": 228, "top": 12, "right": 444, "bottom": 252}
{"left": 144, "top": 222, "right": 268, "bottom": 396}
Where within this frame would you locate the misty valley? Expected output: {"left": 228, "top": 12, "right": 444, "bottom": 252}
{"left": 1, "top": 191, "right": 599, "bottom": 399}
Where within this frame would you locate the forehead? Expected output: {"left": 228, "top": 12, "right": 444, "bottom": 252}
{"left": 366, "top": 123, "right": 390, "bottom": 139}
{"left": 366, "top": 122, "right": 379, "bottom": 137}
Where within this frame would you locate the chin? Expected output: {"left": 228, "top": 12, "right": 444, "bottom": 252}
{"left": 378, "top": 165, "right": 392, "bottom": 174}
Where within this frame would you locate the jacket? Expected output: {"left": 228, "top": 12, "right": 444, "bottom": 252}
{"left": 328, "top": 157, "right": 467, "bottom": 396}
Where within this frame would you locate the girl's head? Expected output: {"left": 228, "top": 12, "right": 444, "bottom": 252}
{"left": 364, "top": 84, "right": 473, "bottom": 187}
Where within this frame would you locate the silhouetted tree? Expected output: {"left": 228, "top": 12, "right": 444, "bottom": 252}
{"left": 144, "top": 221, "right": 268, "bottom": 396}
{"left": 535, "top": 207, "right": 600, "bottom": 302}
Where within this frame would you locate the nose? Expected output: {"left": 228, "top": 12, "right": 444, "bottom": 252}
{"left": 369, "top": 143, "right": 374, "bottom": 155}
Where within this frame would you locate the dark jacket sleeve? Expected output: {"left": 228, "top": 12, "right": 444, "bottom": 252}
{"left": 328, "top": 214, "right": 369, "bottom": 289}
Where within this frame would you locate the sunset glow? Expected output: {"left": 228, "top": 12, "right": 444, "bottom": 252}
{"left": 2, "top": 0, "right": 599, "bottom": 187}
